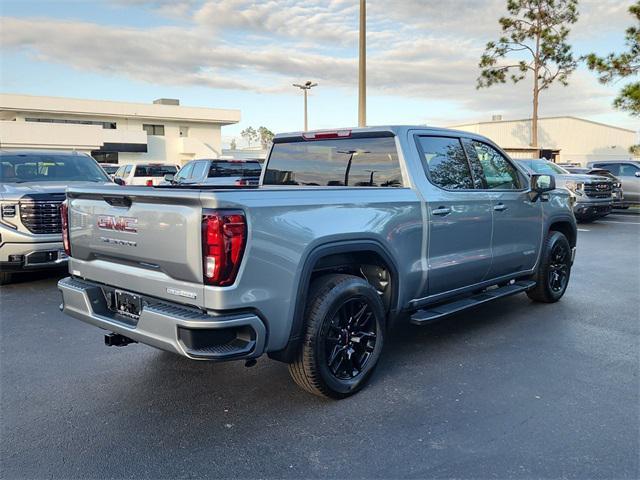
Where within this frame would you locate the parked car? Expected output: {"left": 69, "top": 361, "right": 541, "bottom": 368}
{"left": 114, "top": 163, "right": 179, "bottom": 186}
{"left": 518, "top": 159, "right": 613, "bottom": 222}
{"left": 164, "top": 159, "right": 262, "bottom": 186}
{"left": 563, "top": 166, "right": 625, "bottom": 208}
{"left": 586, "top": 160, "right": 640, "bottom": 207}
{"left": 58, "top": 126, "right": 576, "bottom": 398}
{"left": 0, "top": 150, "right": 112, "bottom": 284}
{"left": 100, "top": 163, "right": 120, "bottom": 178}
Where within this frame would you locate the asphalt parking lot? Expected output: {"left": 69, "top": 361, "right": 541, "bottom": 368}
{"left": 1, "top": 213, "right": 639, "bottom": 479}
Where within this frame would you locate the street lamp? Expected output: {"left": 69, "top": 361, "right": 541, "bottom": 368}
{"left": 358, "top": 0, "right": 366, "bottom": 127}
{"left": 293, "top": 81, "right": 318, "bottom": 131}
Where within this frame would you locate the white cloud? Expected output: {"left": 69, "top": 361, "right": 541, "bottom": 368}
{"left": 1, "top": 0, "right": 635, "bottom": 127}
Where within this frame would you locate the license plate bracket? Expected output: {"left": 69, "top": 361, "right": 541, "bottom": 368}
{"left": 113, "top": 289, "right": 142, "bottom": 320}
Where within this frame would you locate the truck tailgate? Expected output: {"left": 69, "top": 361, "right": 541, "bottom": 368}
{"left": 66, "top": 185, "right": 205, "bottom": 306}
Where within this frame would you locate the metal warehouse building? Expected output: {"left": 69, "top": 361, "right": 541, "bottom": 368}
{"left": 452, "top": 116, "right": 638, "bottom": 165}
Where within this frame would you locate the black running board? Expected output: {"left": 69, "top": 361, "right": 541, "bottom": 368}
{"left": 410, "top": 280, "right": 537, "bottom": 325}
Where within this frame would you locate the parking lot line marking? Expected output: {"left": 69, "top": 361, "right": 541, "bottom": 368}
{"left": 578, "top": 228, "right": 590, "bottom": 232}
{"left": 597, "top": 221, "right": 640, "bottom": 225}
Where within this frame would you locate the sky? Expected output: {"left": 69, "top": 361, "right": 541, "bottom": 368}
{"left": 1, "top": 0, "right": 638, "bottom": 146}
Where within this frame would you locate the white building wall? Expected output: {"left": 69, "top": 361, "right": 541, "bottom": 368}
{"left": 453, "top": 117, "right": 638, "bottom": 166}
{"left": 0, "top": 94, "right": 239, "bottom": 166}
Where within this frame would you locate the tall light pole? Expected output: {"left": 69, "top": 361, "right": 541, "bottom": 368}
{"left": 358, "top": 0, "right": 366, "bottom": 127}
{"left": 293, "top": 81, "right": 318, "bottom": 131}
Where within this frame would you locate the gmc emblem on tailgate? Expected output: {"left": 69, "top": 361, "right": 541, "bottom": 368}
{"left": 97, "top": 215, "right": 138, "bottom": 233}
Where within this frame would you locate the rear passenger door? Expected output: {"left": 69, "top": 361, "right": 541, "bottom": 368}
{"left": 416, "top": 136, "right": 493, "bottom": 296}
{"left": 463, "top": 139, "right": 542, "bottom": 279}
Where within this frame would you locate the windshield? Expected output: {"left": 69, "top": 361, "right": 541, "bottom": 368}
{"left": 0, "top": 154, "right": 110, "bottom": 183}
{"left": 134, "top": 165, "right": 178, "bottom": 177}
{"left": 102, "top": 165, "right": 119, "bottom": 175}
{"left": 525, "top": 160, "right": 568, "bottom": 175}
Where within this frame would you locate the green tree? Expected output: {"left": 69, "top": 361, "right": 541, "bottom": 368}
{"left": 585, "top": 2, "right": 640, "bottom": 116}
{"left": 258, "top": 126, "right": 275, "bottom": 149}
{"left": 240, "top": 127, "right": 257, "bottom": 147}
{"left": 229, "top": 138, "right": 237, "bottom": 150}
{"left": 477, "top": 0, "right": 579, "bottom": 148}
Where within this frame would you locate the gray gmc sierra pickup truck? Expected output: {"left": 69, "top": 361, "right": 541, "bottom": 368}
{"left": 58, "top": 126, "right": 577, "bottom": 398}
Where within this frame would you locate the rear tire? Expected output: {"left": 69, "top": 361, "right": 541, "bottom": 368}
{"left": 0, "top": 272, "right": 13, "bottom": 285}
{"left": 527, "top": 231, "right": 572, "bottom": 303}
{"left": 288, "top": 274, "right": 385, "bottom": 399}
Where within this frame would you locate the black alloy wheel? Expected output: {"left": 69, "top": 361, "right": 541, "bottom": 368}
{"left": 323, "top": 297, "right": 378, "bottom": 381}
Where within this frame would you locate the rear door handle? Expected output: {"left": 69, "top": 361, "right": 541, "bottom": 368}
{"left": 493, "top": 203, "right": 508, "bottom": 212}
{"left": 432, "top": 207, "right": 451, "bottom": 216}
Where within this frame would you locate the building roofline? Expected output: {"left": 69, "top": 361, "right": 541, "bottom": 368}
{"left": 450, "top": 115, "right": 636, "bottom": 134}
{"left": 0, "top": 93, "right": 240, "bottom": 125}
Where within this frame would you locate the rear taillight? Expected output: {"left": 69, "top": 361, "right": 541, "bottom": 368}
{"left": 202, "top": 211, "right": 247, "bottom": 286}
{"left": 60, "top": 201, "right": 71, "bottom": 256}
{"left": 146, "top": 179, "right": 153, "bottom": 186}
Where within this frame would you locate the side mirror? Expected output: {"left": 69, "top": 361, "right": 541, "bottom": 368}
{"left": 113, "top": 177, "right": 125, "bottom": 186}
{"left": 164, "top": 173, "right": 175, "bottom": 183}
{"left": 529, "top": 174, "right": 555, "bottom": 202}
{"left": 634, "top": 171, "right": 640, "bottom": 178}
{"left": 531, "top": 173, "right": 555, "bottom": 193}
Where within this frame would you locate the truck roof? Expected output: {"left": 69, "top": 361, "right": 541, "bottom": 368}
{"left": 273, "top": 125, "right": 484, "bottom": 141}
{"left": 0, "top": 149, "right": 91, "bottom": 157}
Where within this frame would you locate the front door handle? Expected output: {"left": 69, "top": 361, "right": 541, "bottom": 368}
{"left": 493, "top": 203, "right": 508, "bottom": 212}
{"left": 432, "top": 206, "right": 451, "bottom": 216}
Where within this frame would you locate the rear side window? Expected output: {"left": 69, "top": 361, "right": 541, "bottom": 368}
{"left": 417, "top": 136, "right": 474, "bottom": 190}
{"left": 264, "top": 137, "right": 403, "bottom": 187}
{"left": 134, "top": 165, "right": 177, "bottom": 177}
{"left": 618, "top": 163, "right": 639, "bottom": 176}
{"left": 208, "top": 162, "right": 262, "bottom": 178}
{"left": 465, "top": 141, "right": 521, "bottom": 190}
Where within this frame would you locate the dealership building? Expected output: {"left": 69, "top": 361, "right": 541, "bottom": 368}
{"left": 452, "top": 116, "right": 638, "bottom": 165}
{"left": 0, "top": 94, "right": 240, "bottom": 165}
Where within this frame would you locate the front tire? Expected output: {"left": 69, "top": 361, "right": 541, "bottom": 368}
{"left": 288, "top": 274, "right": 386, "bottom": 399}
{"left": 527, "top": 231, "right": 572, "bottom": 303}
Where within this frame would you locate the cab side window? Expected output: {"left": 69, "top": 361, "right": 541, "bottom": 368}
{"left": 190, "top": 161, "right": 208, "bottom": 181}
{"left": 123, "top": 165, "right": 133, "bottom": 177}
{"left": 618, "top": 163, "right": 639, "bottom": 177}
{"left": 174, "top": 163, "right": 194, "bottom": 182}
{"left": 595, "top": 163, "right": 620, "bottom": 175}
{"left": 417, "top": 136, "right": 474, "bottom": 190}
{"left": 464, "top": 140, "right": 521, "bottom": 190}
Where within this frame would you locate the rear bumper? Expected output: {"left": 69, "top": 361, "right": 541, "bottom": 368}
{"left": 58, "top": 276, "right": 266, "bottom": 361}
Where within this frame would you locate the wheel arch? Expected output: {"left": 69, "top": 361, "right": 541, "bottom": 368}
{"left": 548, "top": 218, "right": 577, "bottom": 248}
{"left": 268, "top": 239, "right": 400, "bottom": 363}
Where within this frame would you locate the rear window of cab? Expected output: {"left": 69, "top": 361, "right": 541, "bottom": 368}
{"left": 264, "top": 136, "right": 403, "bottom": 187}
{"left": 134, "top": 165, "right": 177, "bottom": 177}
